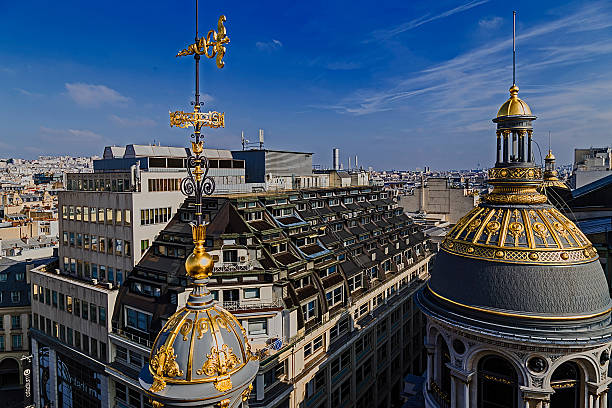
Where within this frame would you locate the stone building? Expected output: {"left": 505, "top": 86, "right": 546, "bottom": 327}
{"left": 399, "top": 178, "right": 477, "bottom": 224}
{"left": 418, "top": 83, "right": 612, "bottom": 408}
{"left": 108, "top": 186, "right": 432, "bottom": 408}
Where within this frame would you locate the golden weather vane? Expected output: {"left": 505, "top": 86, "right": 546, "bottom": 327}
{"left": 176, "top": 15, "right": 230, "bottom": 68}
{"left": 169, "top": 8, "right": 229, "bottom": 131}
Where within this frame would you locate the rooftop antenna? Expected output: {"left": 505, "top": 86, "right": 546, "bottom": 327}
{"left": 548, "top": 131, "right": 551, "bottom": 152}
{"left": 513, "top": 10, "right": 516, "bottom": 86}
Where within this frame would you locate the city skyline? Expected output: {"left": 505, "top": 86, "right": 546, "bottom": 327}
{"left": 1, "top": 0, "right": 612, "bottom": 169}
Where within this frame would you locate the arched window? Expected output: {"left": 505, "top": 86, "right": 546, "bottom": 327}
{"left": 478, "top": 355, "right": 518, "bottom": 408}
{"left": 550, "top": 361, "right": 580, "bottom": 408}
{"left": 0, "top": 358, "right": 20, "bottom": 386}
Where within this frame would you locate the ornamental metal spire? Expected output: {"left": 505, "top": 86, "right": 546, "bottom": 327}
{"left": 170, "top": 0, "right": 230, "bottom": 226}
{"left": 513, "top": 10, "right": 516, "bottom": 86}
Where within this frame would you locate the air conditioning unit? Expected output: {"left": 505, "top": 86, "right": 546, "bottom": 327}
{"left": 239, "top": 256, "right": 247, "bottom": 262}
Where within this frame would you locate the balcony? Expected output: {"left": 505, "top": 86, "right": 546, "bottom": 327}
{"left": 111, "top": 327, "right": 153, "bottom": 349}
{"left": 222, "top": 298, "right": 284, "bottom": 311}
{"left": 213, "top": 262, "right": 254, "bottom": 273}
{"left": 429, "top": 381, "right": 450, "bottom": 408}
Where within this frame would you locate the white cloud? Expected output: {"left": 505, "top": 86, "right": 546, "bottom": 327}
{"left": 40, "top": 126, "right": 104, "bottom": 141}
{"left": 65, "top": 83, "right": 129, "bottom": 107}
{"left": 255, "top": 39, "right": 283, "bottom": 52}
{"left": 110, "top": 114, "right": 156, "bottom": 127}
{"left": 479, "top": 16, "right": 503, "bottom": 29}
{"left": 368, "top": 0, "right": 489, "bottom": 41}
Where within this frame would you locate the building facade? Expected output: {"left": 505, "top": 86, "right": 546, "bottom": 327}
{"left": 0, "top": 257, "right": 54, "bottom": 408}
{"left": 30, "top": 262, "right": 119, "bottom": 408}
{"left": 107, "top": 185, "right": 432, "bottom": 408}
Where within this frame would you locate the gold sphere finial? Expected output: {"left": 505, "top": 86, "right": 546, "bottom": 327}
{"left": 185, "top": 224, "right": 215, "bottom": 279}
{"left": 509, "top": 84, "right": 519, "bottom": 98}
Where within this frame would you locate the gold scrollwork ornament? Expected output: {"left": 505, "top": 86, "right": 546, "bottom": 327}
{"left": 149, "top": 345, "right": 184, "bottom": 392}
{"left": 197, "top": 344, "right": 241, "bottom": 391}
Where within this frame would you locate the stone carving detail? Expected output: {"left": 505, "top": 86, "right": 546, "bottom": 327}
{"left": 531, "top": 376, "right": 544, "bottom": 387}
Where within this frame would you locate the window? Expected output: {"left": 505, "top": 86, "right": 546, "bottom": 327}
{"left": 355, "top": 334, "right": 371, "bottom": 355}
{"left": 62, "top": 205, "right": 68, "bottom": 219}
{"left": 125, "top": 241, "right": 132, "bottom": 257}
{"left": 81, "top": 300, "right": 88, "bottom": 320}
{"left": 331, "top": 350, "right": 351, "bottom": 376}
{"left": 243, "top": 288, "right": 260, "bottom": 299}
{"left": 91, "top": 235, "right": 98, "bottom": 252}
{"left": 66, "top": 296, "right": 73, "bottom": 313}
{"left": 11, "top": 334, "right": 22, "bottom": 350}
{"left": 348, "top": 274, "right": 363, "bottom": 293}
{"left": 74, "top": 298, "right": 80, "bottom": 317}
{"left": 302, "top": 300, "right": 316, "bottom": 321}
{"left": 248, "top": 319, "right": 268, "bottom": 335}
{"left": 330, "top": 318, "right": 349, "bottom": 342}
{"left": 331, "top": 379, "right": 351, "bottom": 406}
{"left": 106, "top": 208, "right": 113, "bottom": 224}
{"left": 326, "top": 286, "right": 343, "bottom": 307}
{"left": 304, "top": 335, "right": 324, "bottom": 358}
{"left": 141, "top": 239, "right": 150, "bottom": 255}
{"left": 125, "top": 209, "right": 131, "bottom": 225}
{"left": 306, "top": 370, "right": 326, "bottom": 399}
{"left": 67, "top": 328, "right": 73, "bottom": 346}
{"left": 11, "top": 291, "right": 20, "bottom": 303}
{"left": 11, "top": 315, "right": 20, "bottom": 329}
{"left": 98, "top": 207, "right": 104, "bottom": 223}
{"left": 99, "top": 307, "right": 106, "bottom": 327}
{"left": 356, "top": 358, "right": 372, "bottom": 385}
{"left": 90, "top": 304, "right": 97, "bottom": 323}
{"left": 0, "top": 336, "right": 4, "bottom": 351}
{"left": 74, "top": 330, "right": 81, "bottom": 349}
{"left": 82, "top": 334, "right": 89, "bottom": 354}
{"left": 126, "top": 307, "right": 152, "bottom": 332}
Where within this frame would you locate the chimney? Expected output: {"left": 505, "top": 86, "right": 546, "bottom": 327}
{"left": 25, "top": 258, "right": 33, "bottom": 284}
{"left": 355, "top": 155, "right": 358, "bottom": 169}
{"left": 333, "top": 148, "right": 340, "bottom": 170}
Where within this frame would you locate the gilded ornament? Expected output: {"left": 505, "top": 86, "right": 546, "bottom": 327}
{"left": 485, "top": 221, "right": 501, "bottom": 235}
{"left": 149, "top": 345, "right": 184, "bottom": 392}
{"left": 219, "top": 399, "right": 231, "bottom": 408}
{"left": 495, "top": 250, "right": 505, "bottom": 258}
{"left": 532, "top": 223, "right": 549, "bottom": 240}
{"left": 176, "top": 15, "right": 230, "bottom": 69}
{"left": 467, "top": 246, "right": 475, "bottom": 253}
{"left": 150, "top": 400, "right": 164, "bottom": 408}
{"left": 560, "top": 252, "right": 569, "bottom": 260}
{"left": 242, "top": 383, "right": 253, "bottom": 401}
{"left": 508, "top": 222, "right": 524, "bottom": 238}
{"left": 197, "top": 344, "right": 241, "bottom": 391}
{"left": 528, "top": 252, "right": 539, "bottom": 260}
{"left": 195, "top": 317, "right": 210, "bottom": 339}
{"left": 180, "top": 318, "right": 194, "bottom": 341}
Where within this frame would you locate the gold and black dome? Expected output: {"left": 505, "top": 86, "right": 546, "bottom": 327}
{"left": 418, "top": 83, "right": 612, "bottom": 328}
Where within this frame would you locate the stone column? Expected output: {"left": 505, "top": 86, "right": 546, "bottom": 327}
{"left": 425, "top": 343, "right": 435, "bottom": 392}
{"left": 520, "top": 387, "right": 552, "bottom": 408}
{"left": 587, "top": 379, "right": 612, "bottom": 408}
{"left": 448, "top": 365, "right": 475, "bottom": 408}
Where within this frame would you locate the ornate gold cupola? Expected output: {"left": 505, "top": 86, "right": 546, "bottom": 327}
{"left": 139, "top": 2, "right": 258, "bottom": 407}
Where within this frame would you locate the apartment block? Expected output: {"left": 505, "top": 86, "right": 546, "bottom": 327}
{"left": 105, "top": 185, "right": 432, "bottom": 408}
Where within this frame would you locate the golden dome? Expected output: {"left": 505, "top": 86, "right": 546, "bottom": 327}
{"left": 497, "top": 84, "right": 532, "bottom": 117}
{"left": 545, "top": 150, "right": 555, "bottom": 160}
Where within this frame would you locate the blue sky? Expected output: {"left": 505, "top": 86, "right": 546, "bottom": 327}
{"left": 1, "top": 0, "right": 612, "bottom": 170}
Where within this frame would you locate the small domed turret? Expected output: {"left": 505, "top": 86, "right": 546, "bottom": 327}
{"left": 497, "top": 84, "right": 532, "bottom": 117}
